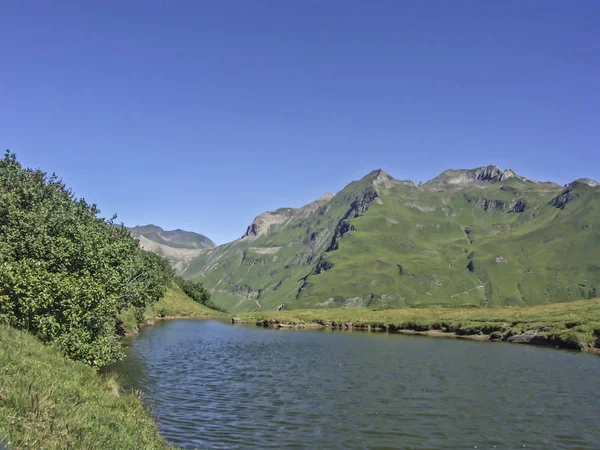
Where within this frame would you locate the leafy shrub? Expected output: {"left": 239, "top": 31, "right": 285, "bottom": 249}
{"left": 174, "top": 276, "right": 226, "bottom": 312}
{"left": 0, "top": 151, "right": 169, "bottom": 366}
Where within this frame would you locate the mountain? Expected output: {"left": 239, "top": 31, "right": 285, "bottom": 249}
{"left": 174, "top": 166, "right": 600, "bottom": 313}
{"left": 128, "top": 225, "right": 216, "bottom": 272}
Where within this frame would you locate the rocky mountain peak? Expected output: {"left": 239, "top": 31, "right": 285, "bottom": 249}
{"left": 360, "top": 169, "right": 395, "bottom": 183}
{"left": 476, "top": 164, "right": 503, "bottom": 181}
{"left": 241, "top": 193, "right": 334, "bottom": 240}
{"left": 425, "top": 165, "right": 527, "bottom": 188}
{"left": 569, "top": 178, "right": 600, "bottom": 187}
{"left": 359, "top": 168, "right": 416, "bottom": 189}
{"left": 317, "top": 192, "right": 335, "bottom": 202}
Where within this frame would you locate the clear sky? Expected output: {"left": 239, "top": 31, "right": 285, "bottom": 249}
{"left": 1, "top": 1, "right": 599, "bottom": 244}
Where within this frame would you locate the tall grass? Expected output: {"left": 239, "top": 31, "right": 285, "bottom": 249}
{"left": 0, "top": 326, "right": 170, "bottom": 449}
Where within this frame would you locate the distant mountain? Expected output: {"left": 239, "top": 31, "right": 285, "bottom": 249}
{"left": 174, "top": 166, "right": 600, "bottom": 313}
{"left": 128, "top": 225, "right": 216, "bottom": 273}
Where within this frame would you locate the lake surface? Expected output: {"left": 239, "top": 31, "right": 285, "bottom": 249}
{"left": 110, "top": 320, "right": 600, "bottom": 449}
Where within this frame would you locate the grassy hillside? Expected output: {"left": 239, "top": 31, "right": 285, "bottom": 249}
{"left": 183, "top": 167, "right": 600, "bottom": 313}
{"left": 119, "top": 283, "right": 225, "bottom": 333}
{"left": 183, "top": 170, "right": 384, "bottom": 312}
{"left": 146, "top": 283, "right": 225, "bottom": 318}
{"left": 240, "top": 298, "right": 600, "bottom": 351}
{"left": 302, "top": 179, "right": 600, "bottom": 307}
{"left": 0, "top": 326, "right": 169, "bottom": 450}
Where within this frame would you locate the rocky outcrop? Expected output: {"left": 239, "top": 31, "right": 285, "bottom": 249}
{"left": 312, "top": 257, "right": 334, "bottom": 275}
{"left": 344, "top": 188, "right": 379, "bottom": 219}
{"left": 466, "top": 260, "right": 476, "bottom": 272}
{"left": 511, "top": 199, "right": 527, "bottom": 213}
{"left": 297, "top": 256, "right": 335, "bottom": 296}
{"left": 361, "top": 169, "right": 414, "bottom": 191}
{"left": 322, "top": 187, "right": 379, "bottom": 253}
{"left": 569, "top": 178, "right": 600, "bottom": 187}
{"left": 467, "top": 196, "right": 527, "bottom": 213}
{"left": 241, "top": 193, "right": 334, "bottom": 240}
{"left": 231, "top": 283, "right": 254, "bottom": 295}
{"left": 506, "top": 331, "right": 582, "bottom": 349}
{"left": 550, "top": 188, "right": 579, "bottom": 209}
{"left": 326, "top": 220, "right": 356, "bottom": 252}
{"left": 467, "top": 197, "right": 509, "bottom": 211}
{"left": 425, "top": 165, "right": 526, "bottom": 187}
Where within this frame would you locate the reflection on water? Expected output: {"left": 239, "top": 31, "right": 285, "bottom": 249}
{"left": 109, "top": 320, "right": 600, "bottom": 449}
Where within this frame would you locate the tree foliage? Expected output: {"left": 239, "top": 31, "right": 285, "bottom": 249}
{"left": 174, "top": 276, "right": 223, "bottom": 312}
{"left": 0, "top": 151, "right": 169, "bottom": 366}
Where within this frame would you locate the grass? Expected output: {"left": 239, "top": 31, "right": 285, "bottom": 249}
{"left": 145, "top": 283, "right": 225, "bottom": 319}
{"left": 239, "top": 298, "right": 600, "bottom": 350}
{"left": 0, "top": 325, "right": 170, "bottom": 450}
{"left": 119, "top": 283, "right": 226, "bottom": 335}
{"left": 0, "top": 284, "right": 224, "bottom": 448}
{"left": 185, "top": 171, "right": 600, "bottom": 313}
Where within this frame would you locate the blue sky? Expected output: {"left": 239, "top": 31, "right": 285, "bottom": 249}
{"left": 1, "top": 0, "right": 599, "bottom": 244}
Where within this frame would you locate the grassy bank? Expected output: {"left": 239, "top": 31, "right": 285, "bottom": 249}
{"left": 119, "top": 283, "right": 226, "bottom": 334}
{"left": 0, "top": 286, "right": 225, "bottom": 449}
{"left": 0, "top": 325, "right": 169, "bottom": 450}
{"left": 239, "top": 299, "right": 600, "bottom": 352}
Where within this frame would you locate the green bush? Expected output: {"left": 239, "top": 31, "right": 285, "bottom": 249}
{"left": 0, "top": 151, "right": 168, "bottom": 366}
{"left": 174, "top": 276, "right": 225, "bottom": 312}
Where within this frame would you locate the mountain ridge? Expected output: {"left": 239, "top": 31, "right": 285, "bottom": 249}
{"left": 128, "top": 224, "right": 216, "bottom": 249}
{"left": 143, "top": 165, "right": 599, "bottom": 313}
{"left": 128, "top": 224, "right": 216, "bottom": 273}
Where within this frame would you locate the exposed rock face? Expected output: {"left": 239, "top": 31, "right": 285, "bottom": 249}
{"left": 297, "top": 256, "right": 335, "bottom": 296}
{"left": 321, "top": 186, "right": 380, "bottom": 253}
{"left": 468, "top": 196, "right": 527, "bottom": 213}
{"left": 312, "top": 257, "right": 334, "bottom": 275}
{"left": 425, "top": 165, "right": 527, "bottom": 188}
{"left": 343, "top": 188, "right": 379, "bottom": 219}
{"left": 511, "top": 199, "right": 527, "bottom": 213}
{"left": 498, "top": 168, "right": 519, "bottom": 181}
{"left": 550, "top": 188, "right": 579, "bottom": 209}
{"left": 466, "top": 260, "right": 476, "bottom": 272}
{"left": 241, "top": 193, "right": 334, "bottom": 240}
{"left": 467, "top": 197, "right": 509, "bottom": 211}
{"left": 326, "top": 220, "right": 356, "bottom": 252}
{"left": 507, "top": 331, "right": 544, "bottom": 344}
{"left": 569, "top": 178, "right": 600, "bottom": 187}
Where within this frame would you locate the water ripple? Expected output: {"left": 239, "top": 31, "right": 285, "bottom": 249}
{"left": 110, "top": 320, "right": 600, "bottom": 449}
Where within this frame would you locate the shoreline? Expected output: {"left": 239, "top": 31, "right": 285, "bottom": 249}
{"left": 233, "top": 300, "right": 600, "bottom": 355}
{"left": 247, "top": 318, "right": 600, "bottom": 354}
{"left": 125, "top": 314, "right": 226, "bottom": 336}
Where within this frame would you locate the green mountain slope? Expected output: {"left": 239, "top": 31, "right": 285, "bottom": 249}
{"left": 181, "top": 166, "right": 600, "bottom": 313}
{"left": 128, "top": 224, "right": 216, "bottom": 272}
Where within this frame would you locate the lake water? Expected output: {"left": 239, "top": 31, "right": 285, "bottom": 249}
{"left": 110, "top": 320, "right": 600, "bottom": 449}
